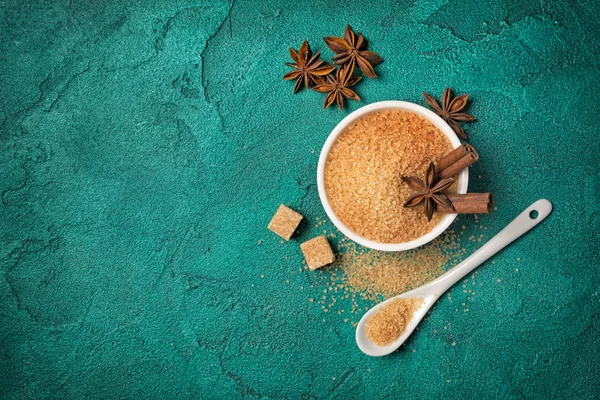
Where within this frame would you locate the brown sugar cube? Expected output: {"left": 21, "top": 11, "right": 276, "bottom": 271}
{"left": 267, "top": 205, "right": 303, "bottom": 240}
{"left": 300, "top": 236, "right": 335, "bottom": 271}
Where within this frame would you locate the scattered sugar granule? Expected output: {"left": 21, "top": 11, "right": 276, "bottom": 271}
{"left": 267, "top": 204, "right": 303, "bottom": 240}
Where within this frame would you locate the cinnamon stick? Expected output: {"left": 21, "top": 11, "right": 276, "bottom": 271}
{"left": 437, "top": 193, "right": 494, "bottom": 214}
{"left": 436, "top": 144, "right": 479, "bottom": 179}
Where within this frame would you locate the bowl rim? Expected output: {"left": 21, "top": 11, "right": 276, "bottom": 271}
{"left": 316, "top": 100, "right": 469, "bottom": 252}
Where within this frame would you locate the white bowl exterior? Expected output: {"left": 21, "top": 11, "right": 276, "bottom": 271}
{"left": 317, "top": 101, "right": 469, "bottom": 252}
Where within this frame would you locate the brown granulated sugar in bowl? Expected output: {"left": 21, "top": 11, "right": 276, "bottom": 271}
{"left": 324, "top": 109, "right": 455, "bottom": 243}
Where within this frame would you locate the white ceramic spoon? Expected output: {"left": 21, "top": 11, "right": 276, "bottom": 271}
{"left": 356, "top": 199, "right": 553, "bottom": 357}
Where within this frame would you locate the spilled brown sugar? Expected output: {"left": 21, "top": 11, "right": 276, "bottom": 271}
{"left": 365, "top": 297, "right": 424, "bottom": 346}
{"left": 334, "top": 230, "right": 464, "bottom": 301}
{"left": 324, "top": 109, "right": 454, "bottom": 243}
{"left": 310, "top": 229, "right": 467, "bottom": 326}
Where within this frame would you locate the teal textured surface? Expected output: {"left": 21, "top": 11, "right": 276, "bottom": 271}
{"left": 1, "top": 0, "right": 599, "bottom": 398}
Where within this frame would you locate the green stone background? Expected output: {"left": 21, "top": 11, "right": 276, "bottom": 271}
{"left": 1, "top": 0, "right": 599, "bottom": 398}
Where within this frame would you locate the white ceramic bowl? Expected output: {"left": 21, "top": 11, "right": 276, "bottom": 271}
{"left": 317, "top": 101, "right": 469, "bottom": 252}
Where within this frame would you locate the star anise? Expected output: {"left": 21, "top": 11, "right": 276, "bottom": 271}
{"left": 283, "top": 40, "right": 335, "bottom": 93}
{"left": 313, "top": 65, "right": 361, "bottom": 110}
{"left": 402, "top": 163, "right": 456, "bottom": 222}
{"left": 323, "top": 25, "right": 383, "bottom": 79}
{"left": 422, "top": 88, "right": 477, "bottom": 139}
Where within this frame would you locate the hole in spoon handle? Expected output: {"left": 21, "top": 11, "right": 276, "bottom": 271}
{"left": 529, "top": 210, "right": 539, "bottom": 219}
{"left": 484, "top": 199, "right": 553, "bottom": 252}
{"left": 517, "top": 199, "right": 553, "bottom": 228}
{"left": 428, "top": 199, "right": 553, "bottom": 294}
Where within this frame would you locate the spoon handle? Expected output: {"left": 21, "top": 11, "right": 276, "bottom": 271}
{"left": 430, "top": 199, "right": 553, "bottom": 292}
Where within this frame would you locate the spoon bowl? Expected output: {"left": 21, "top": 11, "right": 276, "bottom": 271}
{"left": 356, "top": 286, "right": 437, "bottom": 357}
{"left": 356, "top": 199, "right": 553, "bottom": 357}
